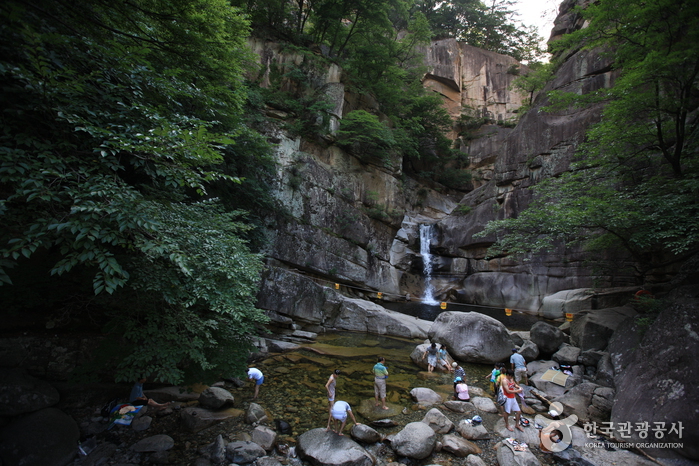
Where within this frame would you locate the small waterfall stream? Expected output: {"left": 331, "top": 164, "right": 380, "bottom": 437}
{"left": 419, "top": 224, "right": 439, "bottom": 305}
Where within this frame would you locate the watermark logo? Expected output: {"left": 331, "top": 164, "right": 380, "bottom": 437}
{"left": 534, "top": 402, "right": 578, "bottom": 453}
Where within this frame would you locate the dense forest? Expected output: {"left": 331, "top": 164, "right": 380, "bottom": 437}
{"left": 1, "top": 0, "right": 697, "bottom": 384}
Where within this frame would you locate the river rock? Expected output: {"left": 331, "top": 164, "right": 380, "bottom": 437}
{"left": 226, "top": 441, "right": 266, "bottom": 464}
{"left": 421, "top": 407, "right": 453, "bottom": 433}
{"left": 519, "top": 340, "right": 539, "bottom": 361}
{"left": 578, "top": 350, "right": 606, "bottom": 367}
{"left": 594, "top": 353, "right": 614, "bottom": 388}
{"left": 428, "top": 312, "right": 514, "bottom": 364}
{"left": 0, "top": 368, "right": 60, "bottom": 416}
{"left": 389, "top": 422, "right": 437, "bottom": 459}
{"left": 409, "top": 387, "right": 443, "bottom": 406}
{"left": 266, "top": 339, "right": 300, "bottom": 352}
{"left": 444, "top": 400, "right": 476, "bottom": 413}
{"left": 131, "top": 415, "right": 152, "bottom": 432}
{"left": 199, "top": 387, "right": 235, "bottom": 410}
{"left": 0, "top": 407, "right": 79, "bottom": 466}
{"left": 251, "top": 425, "right": 277, "bottom": 451}
{"left": 552, "top": 345, "right": 581, "bottom": 366}
{"left": 466, "top": 455, "right": 487, "bottom": 466}
{"left": 200, "top": 435, "right": 226, "bottom": 464}
{"left": 554, "top": 382, "right": 596, "bottom": 422}
{"left": 457, "top": 420, "right": 490, "bottom": 440}
{"left": 471, "top": 396, "right": 498, "bottom": 414}
{"left": 441, "top": 434, "right": 482, "bottom": 457}
{"left": 570, "top": 306, "right": 636, "bottom": 351}
{"left": 350, "top": 423, "right": 382, "bottom": 443}
{"left": 246, "top": 403, "right": 269, "bottom": 424}
{"left": 297, "top": 428, "right": 374, "bottom": 466}
{"left": 530, "top": 322, "right": 567, "bottom": 356}
{"left": 131, "top": 434, "right": 174, "bottom": 452}
{"left": 496, "top": 440, "right": 540, "bottom": 465}
{"left": 256, "top": 457, "right": 284, "bottom": 466}
{"left": 143, "top": 385, "right": 200, "bottom": 402}
{"left": 587, "top": 386, "right": 614, "bottom": 422}
{"left": 493, "top": 418, "right": 540, "bottom": 446}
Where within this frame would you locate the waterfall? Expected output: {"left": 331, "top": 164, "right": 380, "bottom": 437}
{"left": 420, "top": 224, "right": 439, "bottom": 305}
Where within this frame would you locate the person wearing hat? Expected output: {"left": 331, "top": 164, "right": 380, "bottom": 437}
{"left": 452, "top": 362, "right": 466, "bottom": 381}
{"left": 453, "top": 377, "right": 470, "bottom": 401}
{"left": 510, "top": 348, "right": 528, "bottom": 385}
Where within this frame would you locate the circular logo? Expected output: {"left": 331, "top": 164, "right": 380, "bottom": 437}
{"left": 535, "top": 402, "right": 577, "bottom": 452}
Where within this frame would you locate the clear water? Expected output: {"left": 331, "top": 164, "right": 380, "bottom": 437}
{"left": 233, "top": 331, "right": 491, "bottom": 438}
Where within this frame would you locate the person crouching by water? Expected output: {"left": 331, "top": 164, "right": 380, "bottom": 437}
{"left": 247, "top": 367, "right": 264, "bottom": 401}
{"left": 453, "top": 377, "right": 470, "bottom": 401}
{"left": 325, "top": 369, "right": 340, "bottom": 411}
{"left": 326, "top": 400, "right": 360, "bottom": 436}
{"left": 373, "top": 357, "right": 389, "bottom": 410}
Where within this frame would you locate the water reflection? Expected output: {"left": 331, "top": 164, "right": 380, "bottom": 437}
{"left": 233, "top": 332, "right": 491, "bottom": 437}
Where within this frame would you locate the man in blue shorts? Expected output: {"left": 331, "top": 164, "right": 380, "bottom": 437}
{"left": 247, "top": 367, "right": 264, "bottom": 400}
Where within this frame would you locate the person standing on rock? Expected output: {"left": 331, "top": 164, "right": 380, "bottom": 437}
{"left": 501, "top": 368, "right": 524, "bottom": 432}
{"left": 422, "top": 342, "right": 438, "bottom": 372}
{"left": 325, "top": 369, "right": 340, "bottom": 411}
{"left": 247, "top": 367, "right": 264, "bottom": 400}
{"left": 510, "top": 348, "right": 528, "bottom": 385}
{"left": 373, "top": 357, "right": 389, "bottom": 410}
{"left": 326, "top": 400, "right": 360, "bottom": 435}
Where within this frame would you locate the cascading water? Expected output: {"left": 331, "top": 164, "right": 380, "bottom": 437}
{"left": 419, "top": 224, "right": 439, "bottom": 305}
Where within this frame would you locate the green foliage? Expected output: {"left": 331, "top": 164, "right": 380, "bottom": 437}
{"left": 414, "top": 0, "right": 546, "bottom": 61}
{"left": 478, "top": 0, "right": 699, "bottom": 282}
{"left": 511, "top": 61, "right": 555, "bottom": 106}
{"left": 0, "top": 0, "right": 269, "bottom": 384}
{"left": 336, "top": 110, "right": 396, "bottom": 166}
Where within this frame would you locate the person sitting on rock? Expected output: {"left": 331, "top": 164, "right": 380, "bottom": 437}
{"left": 453, "top": 377, "right": 470, "bottom": 401}
{"left": 129, "top": 377, "right": 170, "bottom": 409}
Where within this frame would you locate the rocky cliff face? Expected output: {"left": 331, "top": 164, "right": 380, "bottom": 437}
{"left": 251, "top": 1, "right": 643, "bottom": 323}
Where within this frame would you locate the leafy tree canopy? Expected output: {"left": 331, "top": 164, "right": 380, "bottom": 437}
{"left": 0, "top": 0, "right": 269, "bottom": 384}
{"left": 478, "top": 0, "right": 699, "bottom": 282}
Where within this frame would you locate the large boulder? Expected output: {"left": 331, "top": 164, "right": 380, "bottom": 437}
{"left": 331, "top": 298, "right": 432, "bottom": 339}
{"left": 297, "top": 428, "right": 374, "bottom": 466}
{"left": 0, "top": 369, "right": 60, "bottom": 416}
{"left": 198, "top": 386, "right": 235, "bottom": 410}
{"left": 609, "top": 289, "right": 699, "bottom": 460}
{"left": 0, "top": 407, "right": 79, "bottom": 466}
{"left": 530, "top": 322, "right": 567, "bottom": 356}
{"left": 388, "top": 422, "right": 436, "bottom": 459}
{"left": 539, "top": 288, "right": 595, "bottom": 320}
{"left": 428, "top": 311, "right": 514, "bottom": 364}
{"left": 570, "top": 306, "right": 637, "bottom": 351}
